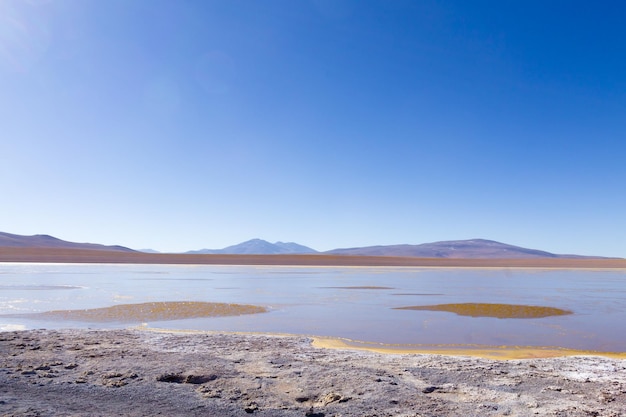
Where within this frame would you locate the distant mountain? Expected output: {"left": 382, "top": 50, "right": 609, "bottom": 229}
{"left": 0, "top": 232, "right": 136, "bottom": 252}
{"left": 138, "top": 249, "right": 161, "bottom": 254}
{"left": 187, "top": 239, "right": 318, "bottom": 255}
{"left": 325, "top": 239, "right": 602, "bottom": 259}
{"left": 2, "top": 233, "right": 614, "bottom": 259}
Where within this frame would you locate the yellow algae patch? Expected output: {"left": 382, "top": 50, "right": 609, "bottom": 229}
{"left": 393, "top": 303, "right": 572, "bottom": 319}
{"left": 36, "top": 301, "right": 267, "bottom": 322}
{"left": 311, "top": 337, "right": 626, "bottom": 360}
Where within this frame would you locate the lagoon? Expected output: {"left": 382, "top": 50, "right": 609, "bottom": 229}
{"left": 1, "top": 263, "right": 625, "bottom": 352}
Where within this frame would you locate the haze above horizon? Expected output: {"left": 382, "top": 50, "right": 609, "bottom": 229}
{"left": 1, "top": 0, "right": 625, "bottom": 257}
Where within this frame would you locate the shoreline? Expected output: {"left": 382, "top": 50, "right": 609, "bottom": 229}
{"left": 139, "top": 327, "right": 626, "bottom": 360}
{"left": 311, "top": 336, "right": 626, "bottom": 360}
{"left": 2, "top": 328, "right": 625, "bottom": 416}
{"left": 3, "top": 260, "right": 626, "bottom": 272}
{"left": 2, "top": 247, "right": 626, "bottom": 268}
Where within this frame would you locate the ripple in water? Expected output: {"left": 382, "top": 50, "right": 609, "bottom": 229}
{"left": 320, "top": 286, "right": 394, "bottom": 290}
{"left": 0, "top": 285, "right": 83, "bottom": 291}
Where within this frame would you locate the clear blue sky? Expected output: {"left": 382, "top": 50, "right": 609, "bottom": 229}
{"left": 1, "top": 0, "right": 625, "bottom": 256}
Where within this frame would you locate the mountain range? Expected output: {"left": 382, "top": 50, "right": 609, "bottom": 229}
{"left": 325, "top": 239, "right": 591, "bottom": 259}
{"left": 0, "top": 232, "right": 135, "bottom": 252}
{"left": 186, "top": 239, "right": 317, "bottom": 255}
{"left": 0, "top": 232, "right": 616, "bottom": 259}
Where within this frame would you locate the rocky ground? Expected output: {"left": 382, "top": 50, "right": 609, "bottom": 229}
{"left": 1, "top": 329, "right": 625, "bottom": 416}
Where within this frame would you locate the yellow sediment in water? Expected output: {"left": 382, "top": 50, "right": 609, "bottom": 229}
{"left": 311, "top": 337, "right": 626, "bottom": 360}
{"left": 394, "top": 303, "right": 572, "bottom": 319}
{"left": 134, "top": 328, "right": 626, "bottom": 360}
{"left": 36, "top": 301, "right": 267, "bottom": 322}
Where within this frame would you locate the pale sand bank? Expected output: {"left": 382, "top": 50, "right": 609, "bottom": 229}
{"left": 1, "top": 329, "right": 625, "bottom": 416}
{"left": 27, "top": 301, "right": 267, "bottom": 322}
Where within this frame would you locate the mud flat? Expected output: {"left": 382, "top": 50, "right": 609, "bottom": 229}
{"left": 393, "top": 303, "right": 573, "bottom": 319}
{"left": 24, "top": 301, "right": 267, "bottom": 323}
{"left": 1, "top": 329, "right": 626, "bottom": 416}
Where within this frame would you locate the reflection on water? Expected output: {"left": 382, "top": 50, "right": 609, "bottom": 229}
{"left": 0, "top": 285, "right": 82, "bottom": 290}
{"left": 320, "top": 286, "right": 394, "bottom": 290}
{"left": 131, "top": 278, "right": 214, "bottom": 281}
{"left": 0, "top": 263, "right": 625, "bottom": 352}
{"left": 391, "top": 293, "right": 444, "bottom": 296}
{"left": 394, "top": 303, "right": 572, "bottom": 318}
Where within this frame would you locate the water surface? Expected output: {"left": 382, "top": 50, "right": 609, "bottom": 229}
{"left": 1, "top": 263, "right": 625, "bottom": 352}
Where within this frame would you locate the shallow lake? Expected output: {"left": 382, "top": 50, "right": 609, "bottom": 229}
{"left": 1, "top": 263, "right": 625, "bottom": 352}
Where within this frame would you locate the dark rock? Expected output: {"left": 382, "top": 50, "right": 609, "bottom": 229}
{"left": 184, "top": 374, "right": 217, "bottom": 384}
{"left": 244, "top": 402, "right": 258, "bottom": 413}
{"left": 156, "top": 373, "right": 185, "bottom": 383}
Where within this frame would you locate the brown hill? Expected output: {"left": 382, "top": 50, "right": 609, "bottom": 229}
{"left": 0, "top": 232, "right": 135, "bottom": 252}
{"left": 326, "top": 239, "right": 610, "bottom": 259}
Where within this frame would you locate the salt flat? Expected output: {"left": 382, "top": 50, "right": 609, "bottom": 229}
{"left": 1, "top": 329, "right": 625, "bottom": 416}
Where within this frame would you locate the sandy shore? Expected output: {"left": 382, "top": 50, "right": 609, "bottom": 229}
{"left": 1, "top": 329, "right": 625, "bottom": 416}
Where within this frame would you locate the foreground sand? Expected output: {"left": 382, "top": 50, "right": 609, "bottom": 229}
{"left": 1, "top": 329, "right": 625, "bottom": 416}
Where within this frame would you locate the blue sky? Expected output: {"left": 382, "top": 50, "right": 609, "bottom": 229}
{"left": 1, "top": 0, "right": 625, "bottom": 256}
